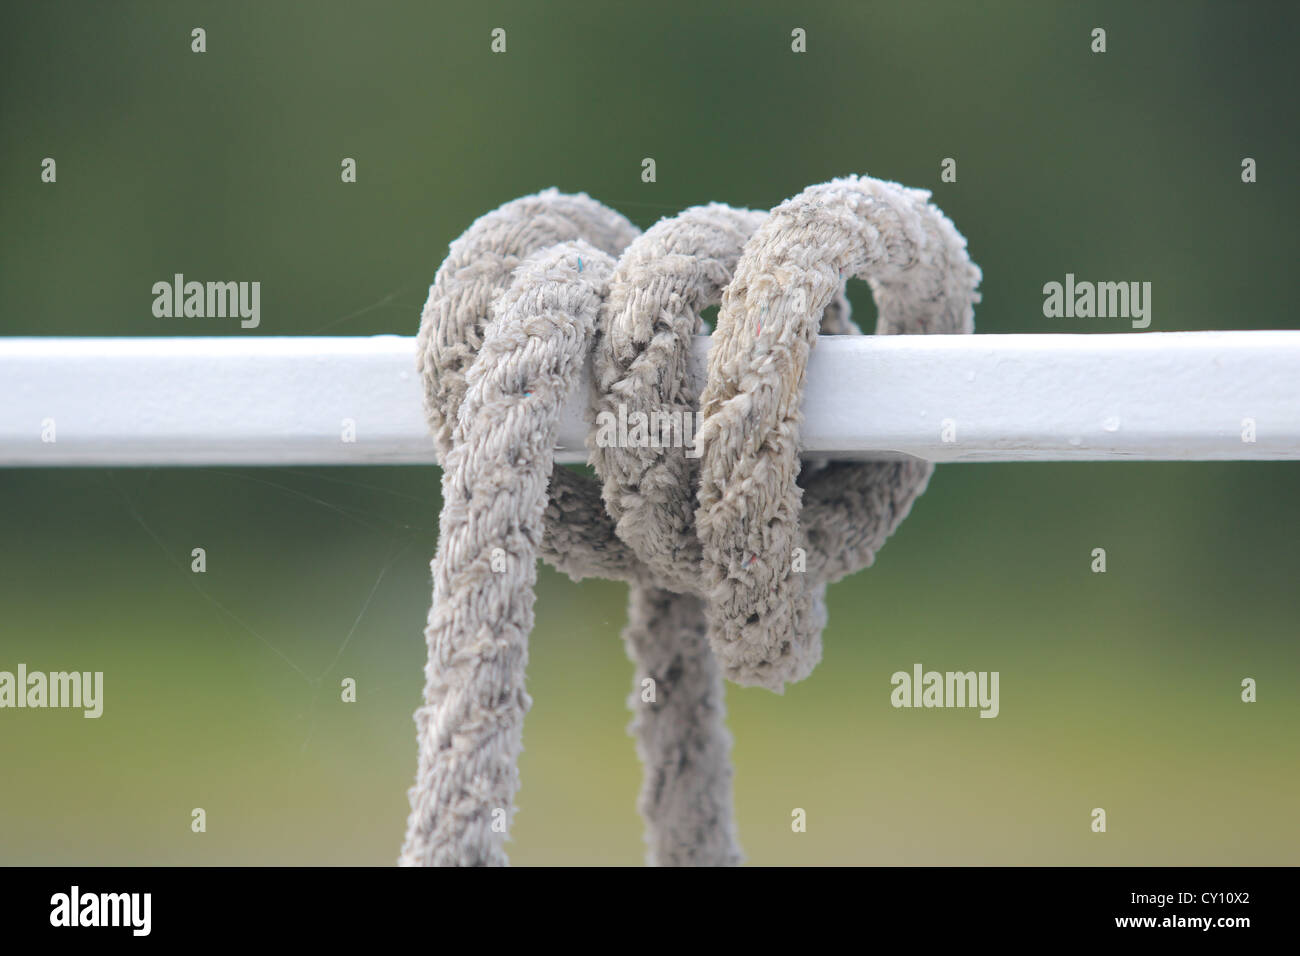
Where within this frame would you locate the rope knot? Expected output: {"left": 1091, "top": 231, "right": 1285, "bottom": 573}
{"left": 401, "top": 175, "right": 981, "bottom": 866}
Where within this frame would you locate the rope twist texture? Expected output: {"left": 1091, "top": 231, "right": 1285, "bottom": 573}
{"left": 401, "top": 175, "right": 981, "bottom": 866}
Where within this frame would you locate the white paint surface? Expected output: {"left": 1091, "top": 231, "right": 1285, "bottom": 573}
{"left": 1, "top": 333, "right": 1296, "bottom": 466}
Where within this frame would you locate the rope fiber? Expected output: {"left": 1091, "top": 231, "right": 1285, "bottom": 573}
{"left": 400, "top": 175, "right": 981, "bottom": 866}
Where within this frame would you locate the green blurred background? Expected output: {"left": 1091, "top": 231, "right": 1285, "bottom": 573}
{"left": 2, "top": 0, "right": 1297, "bottom": 865}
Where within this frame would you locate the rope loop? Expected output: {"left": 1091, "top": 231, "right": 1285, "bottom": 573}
{"left": 403, "top": 175, "right": 981, "bottom": 866}
{"left": 696, "top": 177, "right": 981, "bottom": 690}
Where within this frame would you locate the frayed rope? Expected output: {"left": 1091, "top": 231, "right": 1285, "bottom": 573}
{"left": 399, "top": 175, "right": 981, "bottom": 866}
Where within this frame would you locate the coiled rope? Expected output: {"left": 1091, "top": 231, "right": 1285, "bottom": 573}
{"left": 400, "top": 175, "right": 981, "bottom": 866}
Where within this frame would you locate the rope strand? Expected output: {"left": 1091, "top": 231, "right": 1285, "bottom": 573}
{"left": 405, "top": 175, "right": 981, "bottom": 865}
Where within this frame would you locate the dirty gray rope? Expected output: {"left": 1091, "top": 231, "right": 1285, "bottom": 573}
{"left": 400, "top": 176, "right": 981, "bottom": 866}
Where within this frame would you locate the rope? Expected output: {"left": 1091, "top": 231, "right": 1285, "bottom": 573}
{"left": 401, "top": 175, "right": 981, "bottom": 866}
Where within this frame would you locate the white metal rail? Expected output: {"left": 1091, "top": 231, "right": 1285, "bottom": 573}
{"left": 0, "top": 332, "right": 1297, "bottom": 466}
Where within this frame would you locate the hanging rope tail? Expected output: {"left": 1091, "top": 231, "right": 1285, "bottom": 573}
{"left": 403, "top": 175, "right": 981, "bottom": 866}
